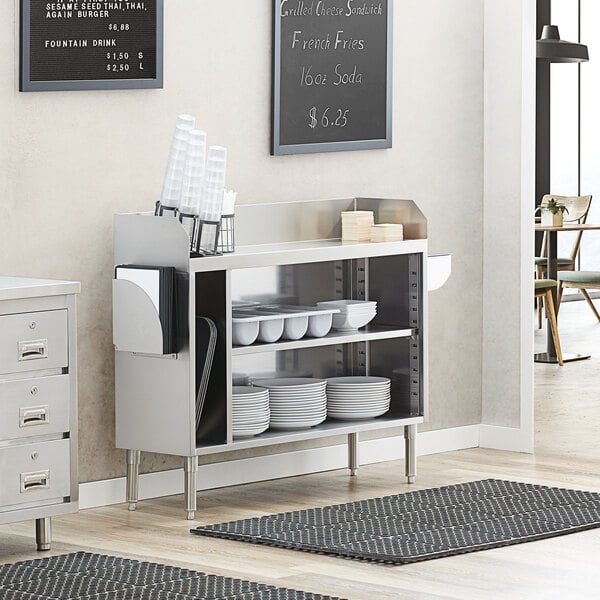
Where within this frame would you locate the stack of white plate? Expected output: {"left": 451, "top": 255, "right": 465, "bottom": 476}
{"left": 232, "top": 386, "right": 270, "bottom": 439}
{"left": 254, "top": 378, "right": 327, "bottom": 431}
{"left": 326, "top": 376, "right": 391, "bottom": 420}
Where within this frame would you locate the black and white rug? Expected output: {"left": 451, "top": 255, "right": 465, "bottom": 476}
{"left": 0, "top": 552, "right": 343, "bottom": 599}
{"left": 191, "top": 479, "right": 600, "bottom": 564}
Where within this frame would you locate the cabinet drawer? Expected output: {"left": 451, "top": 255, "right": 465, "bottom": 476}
{"left": 0, "top": 439, "right": 70, "bottom": 509}
{"left": 0, "top": 310, "right": 68, "bottom": 375}
{"left": 0, "top": 375, "right": 70, "bottom": 440}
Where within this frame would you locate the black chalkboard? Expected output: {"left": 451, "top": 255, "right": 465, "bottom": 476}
{"left": 20, "top": 0, "right": 163, "bottom": 91}
{"left": 272, "top": 0, "right": 392, "bottom": 155}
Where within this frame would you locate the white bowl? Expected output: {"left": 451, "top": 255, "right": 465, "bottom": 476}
{"left": 331, "top": 310, "right": 376, "bottom": 331}
{"left": 317, "top": 299, "right": 377, "bottom": 311}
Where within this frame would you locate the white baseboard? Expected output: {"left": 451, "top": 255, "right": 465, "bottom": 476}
{"left": 78, "top": 424, "right": 481, "bottom": 510}
{"left": 479, "top": 424, "right": 534, "bottom": 453}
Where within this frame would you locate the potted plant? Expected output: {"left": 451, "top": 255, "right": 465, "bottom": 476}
{"left": 539, "top": 198, "right": 569, "bottom": 227}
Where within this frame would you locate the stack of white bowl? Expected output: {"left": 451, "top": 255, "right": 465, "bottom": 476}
{"left": 326, "top": 376, "right": 391, "bottom": 420}
{"left": 317, "top": 300, "right": 377, "bottom": 331}
{"left": 254, "top": 378, "right": 327, "bottom": 431}
{"left": 232, "top": 386, "right": 270, "bottom": 439}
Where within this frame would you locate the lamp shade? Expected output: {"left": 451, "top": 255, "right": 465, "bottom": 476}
{"left": 537, "top": 25, "right": 589, "bottom": 63}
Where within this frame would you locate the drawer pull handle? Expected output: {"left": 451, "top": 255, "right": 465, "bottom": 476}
{"left": 18, "top": 339, "right": 48, "bottom": 361}
{"left": 19, "top": 406, "right": 49, "bottom": 428}
{"left": 20, "top": 470, "right": 50, "bottom": 493}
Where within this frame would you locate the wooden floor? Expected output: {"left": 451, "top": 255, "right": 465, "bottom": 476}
{"left": 2, "top": 300, "right": 600, "bottom": 599}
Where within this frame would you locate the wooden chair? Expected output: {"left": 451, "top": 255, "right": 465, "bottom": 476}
{"left": 557, "top": 271, "right": 600, "bottom": 322}
{"left": 535, "top": 279, "right": 564, "bottom": 366}
{"left": 536, "top": 194, "right": 592, "bottom": 328}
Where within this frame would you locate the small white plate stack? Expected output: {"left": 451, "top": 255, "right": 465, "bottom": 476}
{"left": 232, "top": 386, "right": 270, "bottom": 439}
{"left": 326, "top": 376, "right": 391, "bottom": 420}
{"left": 254, "top": 378, "right": 327, "bottom": 430}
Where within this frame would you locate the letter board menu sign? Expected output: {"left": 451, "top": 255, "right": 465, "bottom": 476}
{"left": 20, "top": 0, "right": 163, "bottom": 91}
{"left": 273, "top": 0, "right": 392, "bottom": 155}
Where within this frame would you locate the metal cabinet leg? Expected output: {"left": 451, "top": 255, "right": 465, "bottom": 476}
{"left": 404, "top": 424, "right": 417, "bottom": 484}
{"left": 126, "top": 450, "right": 141, "bottom": 511}
{"left": 184, "top": 455, "right": 198, "bottom": 520}
{"left": 35, "top": 517, "right": 51, "bottom": 551}
{"left": 348, "top": 432, "right": 359, "bottom": 477}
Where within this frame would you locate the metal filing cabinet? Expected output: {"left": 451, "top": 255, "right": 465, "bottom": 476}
{"left": 0, "top": 276, "right": 79, "bottom": 551}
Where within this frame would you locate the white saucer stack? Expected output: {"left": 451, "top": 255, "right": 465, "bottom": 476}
{"left": 326, "top": 376, "right": 391, "bottom": 420}
{"left": 232, "top": 386, "right": 270, "bottom": 439}
{"left": 254, "top": 378, "right": 327, "bottom": 431}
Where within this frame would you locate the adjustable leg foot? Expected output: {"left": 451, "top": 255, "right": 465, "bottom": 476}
{"left": 184, "top": 455, "right": 198, "bottom": 520}
{"left": 35, "top": 517, "right": 51, "bottom": 551}
{"left": 126, "top": 450, "right": 141, "bottom": 511}
{"left": 348, "top": 432, "right": 359, "bottom": 477}
{"left": 404, "top": 424, "right": 417, "bottom": 484}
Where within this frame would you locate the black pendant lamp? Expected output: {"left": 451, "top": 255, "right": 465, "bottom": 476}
{"left": 537, "top": 25, "right": 589, "bottom": 63}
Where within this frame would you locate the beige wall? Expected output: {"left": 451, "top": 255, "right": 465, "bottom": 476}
{"left": 2, "top": 0, "right": 484, "bottom": 482}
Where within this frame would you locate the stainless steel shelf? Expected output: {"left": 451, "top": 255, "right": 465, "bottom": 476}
{"left": 231, "top": 325, "right": 416, "bottom": 356}
{"left": 190, "top": 238, "right": 428, "bottom": 273}
{"left": 196, "top": 414, "right": 424, "bottom": 455}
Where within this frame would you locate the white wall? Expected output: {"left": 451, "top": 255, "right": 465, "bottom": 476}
{"left": 1, "top": 1, "right": 486, "bottom": 483}
{"left": 481, "top": 0, "right": 535, "bottom": 451}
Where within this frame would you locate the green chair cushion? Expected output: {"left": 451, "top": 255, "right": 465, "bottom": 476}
{"left": 535, "top": 279, "right": 558, "bottom": 291}
{"left": 557, "top": 271, "right": 600, "bottom": 284}
{"left": 534, "top": 257, "right": 574, "bottom": 267}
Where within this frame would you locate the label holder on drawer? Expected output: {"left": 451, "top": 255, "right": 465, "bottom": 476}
{"left": 18, "top": 339, "right": 48, "bottom": 361}
{"left": 19, "top": 405, "right": 49, "bottom": 427}
{"left": 20, "top": 470, "right": 50, "bottom": 493}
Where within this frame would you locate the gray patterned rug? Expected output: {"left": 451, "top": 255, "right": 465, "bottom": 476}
{"left": 191, "top": 479, "right": 600, "bottom": 564}
{"left": 0, "top": 552, "right": 343, "bottom": 599}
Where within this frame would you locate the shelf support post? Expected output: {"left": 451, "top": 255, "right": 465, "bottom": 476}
{"left": 126, "top": 449, "right": 141, "bottom": 511}
{"left": 184, "top": 455, "right": 198, "bottom": 520}
{"left": 348, "top": 432, "right": 359, "bottom": 476}
{"left": 35, "top": 517, "right": 51, "bottom": 551}
{"left": 404, "top": 424, "right": 417, "bottom": 483}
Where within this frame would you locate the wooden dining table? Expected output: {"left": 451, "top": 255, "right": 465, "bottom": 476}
{"left": 535, "top": 222, "right": 600, "bottom": 363}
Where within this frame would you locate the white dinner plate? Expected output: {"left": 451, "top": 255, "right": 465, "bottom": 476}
{"left": 271, "top": 407, "right": 327, "bottom": 416}
{"left": 232, "top": 386, "right": 270, "bottom": 396}
{"left": 328, "top": 409, "right": 389, "bottom": 420}
{"left": 269, "top": 418, "right": 326, "bottom": 430}
{"left": 254, "top": 378, "right": 326, "bottom": 388}
{"left": 326, "top": 376, "right": 390, "bottom": 385}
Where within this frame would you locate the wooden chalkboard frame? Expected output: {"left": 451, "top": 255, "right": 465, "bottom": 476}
{"left": 20, "top": 0, "right": 163, "bottom": 92}
{"left": 272, "top": 0, "right": 393, "bottom": 155}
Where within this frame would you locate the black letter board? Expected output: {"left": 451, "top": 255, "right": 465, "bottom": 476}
{"left": 20, "top": 0, "right": 163, "bottom": 92}
{"left": 272, "top": 0, "right": 392, "bottom": 155}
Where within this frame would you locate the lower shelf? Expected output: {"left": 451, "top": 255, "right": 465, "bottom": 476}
{"left": 196, "top": 414, "right": 423, "bottom": 455}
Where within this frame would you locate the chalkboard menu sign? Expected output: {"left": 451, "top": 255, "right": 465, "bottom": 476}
{"left": 272, "top": 0, "right": 392, "bottom": 155}
{"left": 20, "top": 0, "right": 163, "bottom": 91}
